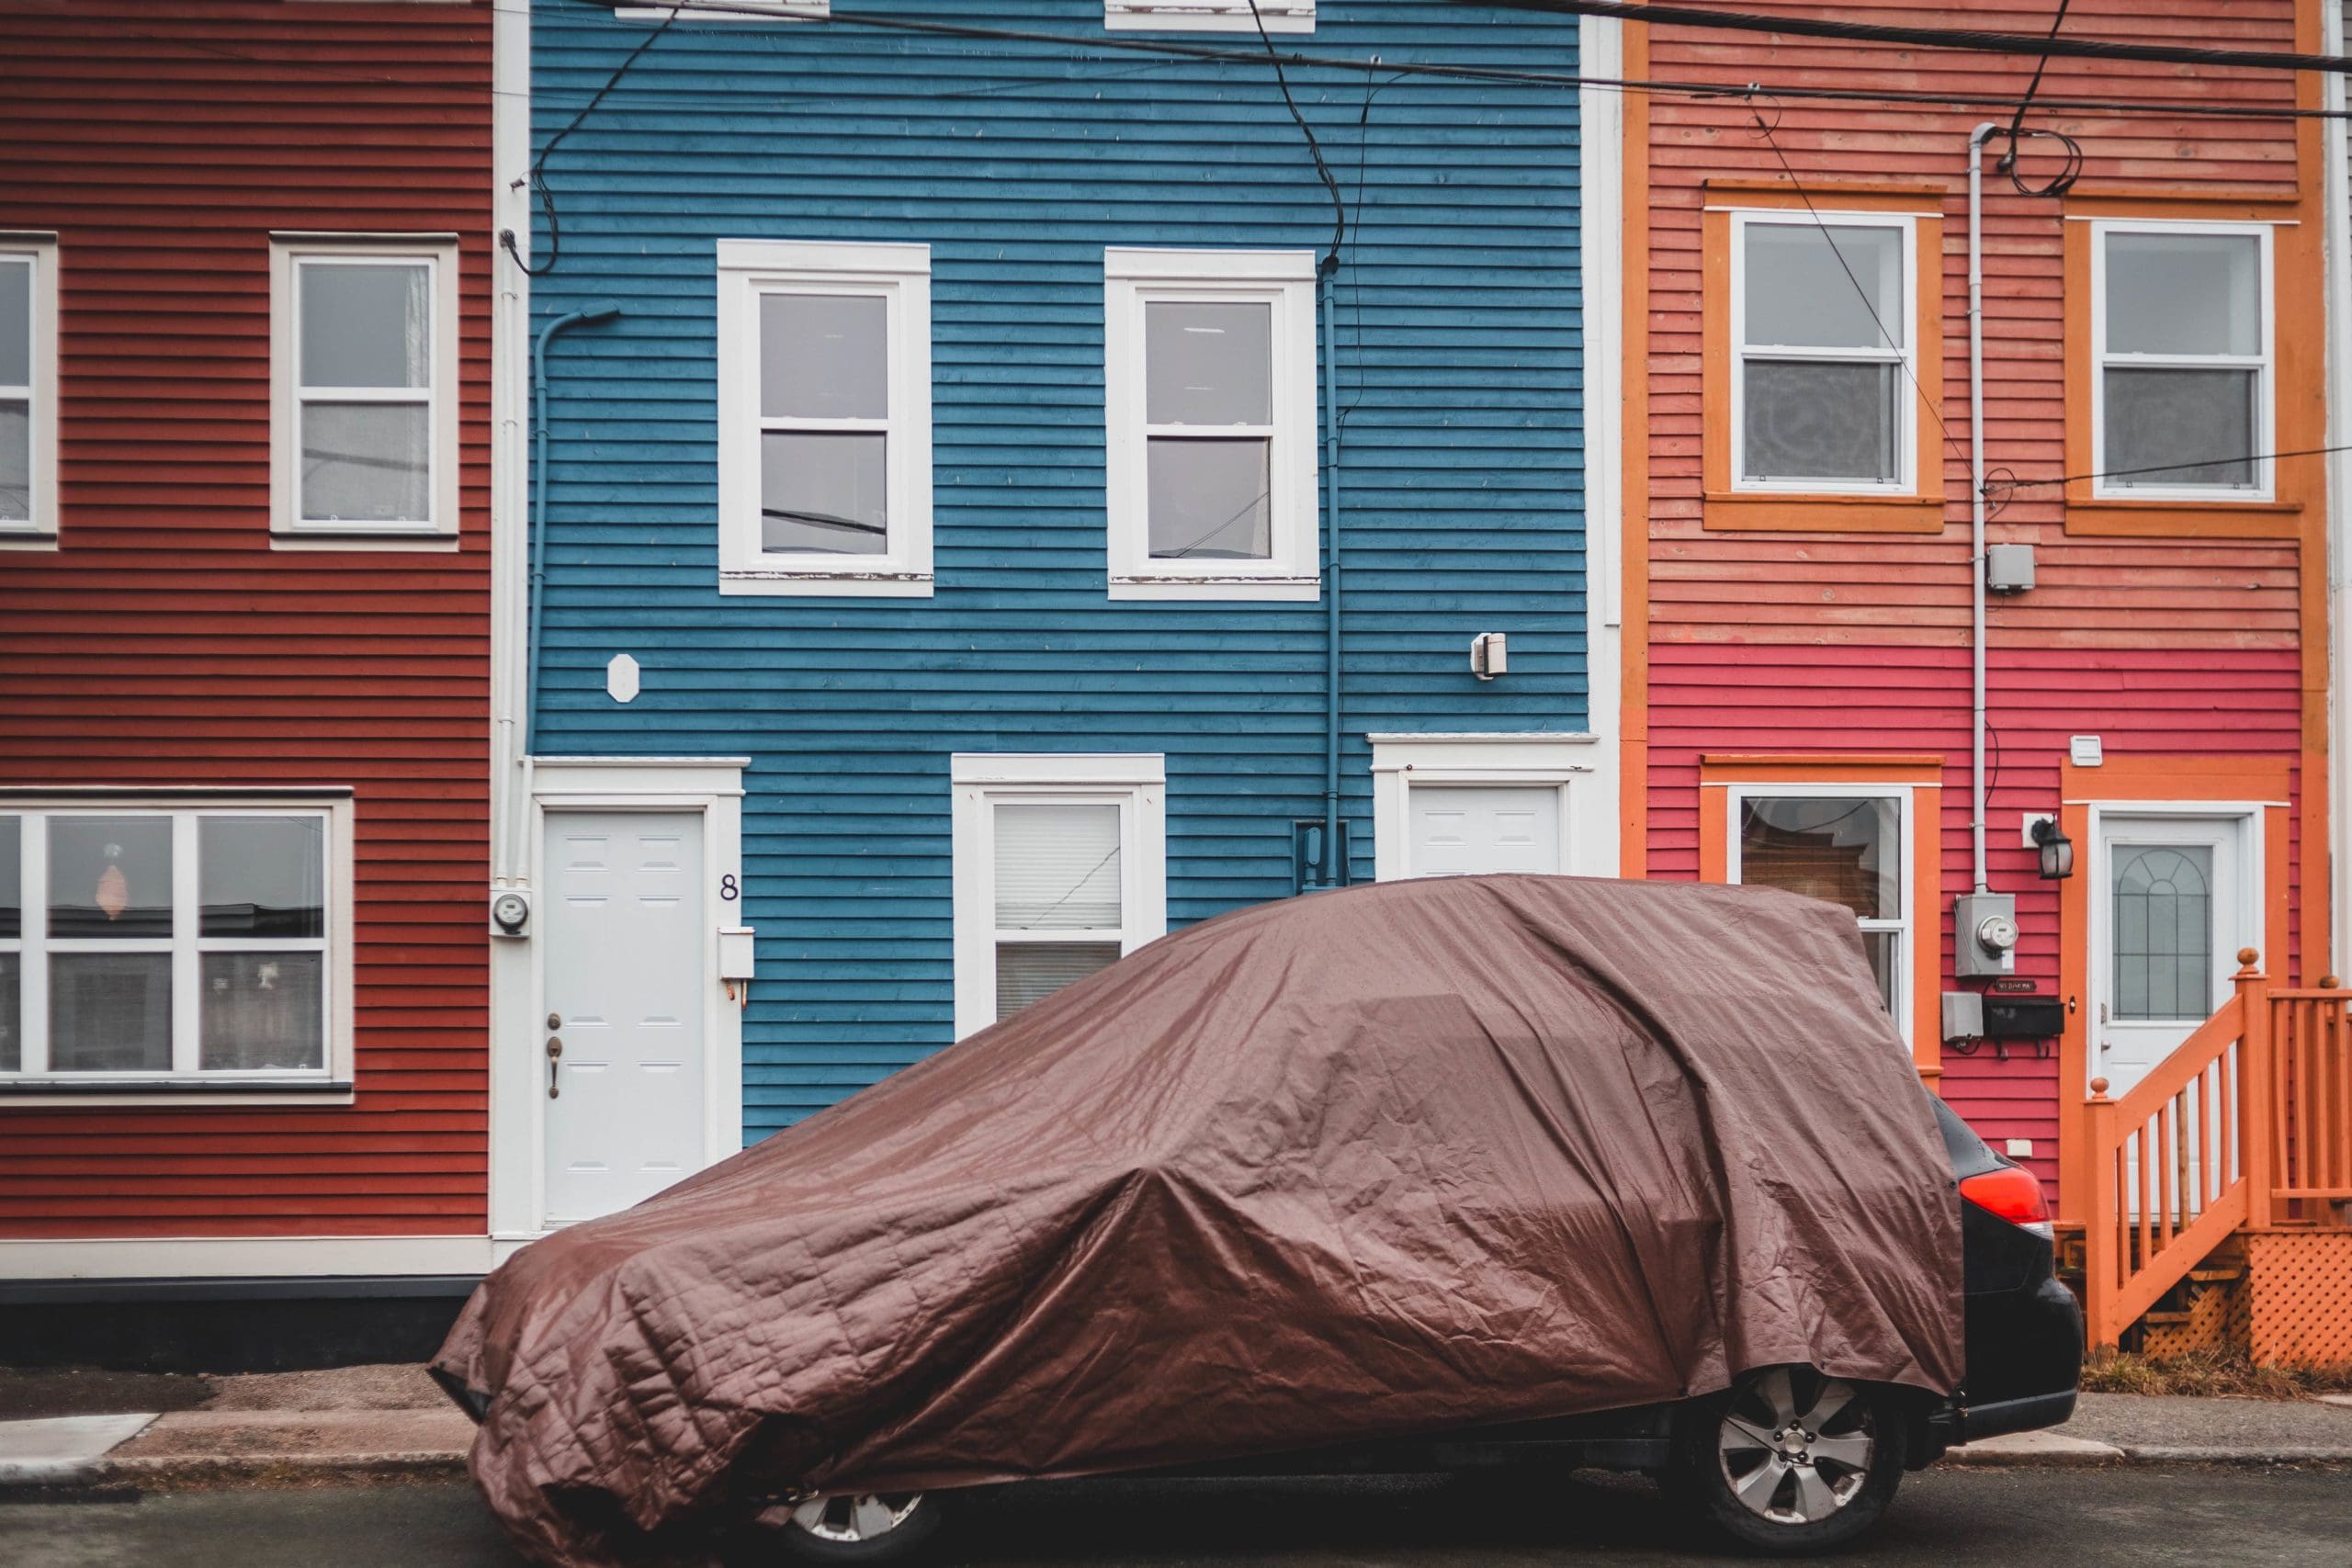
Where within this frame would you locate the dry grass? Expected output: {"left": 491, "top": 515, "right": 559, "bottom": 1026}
{"left": 2081, "top": 1346, "right": 2352, "bottom": 1399}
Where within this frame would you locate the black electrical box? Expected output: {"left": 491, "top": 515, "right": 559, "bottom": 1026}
{"left": 1983, "top": 997, "right": 2064, "bottom": 1039}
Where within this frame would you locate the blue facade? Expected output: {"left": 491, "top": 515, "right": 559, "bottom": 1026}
{"left": 528, "top": 0, "right": 1590, "bottom": 1141}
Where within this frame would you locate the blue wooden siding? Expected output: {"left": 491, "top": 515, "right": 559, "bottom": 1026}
{"left": 528, "top": 0, "right": 1588, "bottom": 1140}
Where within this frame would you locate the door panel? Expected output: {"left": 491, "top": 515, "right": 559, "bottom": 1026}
{"left": 1407, "top": 785, "right": 1562, "bottom": 877}
{"left": 542, "top": 810, "right": 707, "bottom": 1227}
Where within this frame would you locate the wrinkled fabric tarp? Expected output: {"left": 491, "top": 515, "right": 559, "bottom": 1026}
{"left": 435, "top": 874, "right": 1964, "bottom": 1566}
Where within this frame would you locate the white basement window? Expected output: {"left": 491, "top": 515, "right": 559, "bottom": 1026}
{"left": 0, "top": 799, "right": 356, "bottom": 1099}
{"left": 717, "top": 239, "right": 933, "bottom": 596}
{"left": 270, "top": 235, "right": 460, "bottom": 543}
{"left": 951, "top": 755, "right": 1167, "bottom": 1040}
{"left": 2092, "top": 221, "right": 2274, "bottom": 499}
{"left": 1731, "top": 213, "right": 1916, "bottom": 491}
{"left": 1106, "top": 1, "right": 1314, "bottom": 31}
{"left": 1104, "top": 248, "right": 1319, "bottom": 599}
{"left": 0, "top": 234, "right": 58, "bottom": 545}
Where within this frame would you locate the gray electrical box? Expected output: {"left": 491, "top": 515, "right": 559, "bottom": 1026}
{"left": 1941, "top": 990, "right": 1984, "bottom": 1043}
{"left": 1954, "top": 891, "right": 2018, "bottom": 977}
{"left": 1985, "top": 543, "right": 2035, "bottom": 593}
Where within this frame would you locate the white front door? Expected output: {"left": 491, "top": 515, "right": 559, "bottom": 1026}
{"left": 2092, "top": 813, "right": 2252, "bottom": 1100}
{"left": 1407, "top": 784, "right": 1564, "bottom": 877}
{"left": 541, "top": 810, "right": 707, "bottom": 1227}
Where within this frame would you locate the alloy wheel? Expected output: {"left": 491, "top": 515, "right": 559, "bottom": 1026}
{"left": 1714, "top": 1367, "right": 1875, "bottom": 1525}
{"left": 787, "top": 1493, "right": 927, "bottom": 1544}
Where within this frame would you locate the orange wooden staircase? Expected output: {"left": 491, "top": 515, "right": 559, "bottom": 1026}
{"left": 2074, "top": 952, "right": 2352, "bottom": 1362}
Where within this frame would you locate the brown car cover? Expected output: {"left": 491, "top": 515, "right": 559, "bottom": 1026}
{"left": 435, "top": 874, "right": 1964, "bottom": 1566}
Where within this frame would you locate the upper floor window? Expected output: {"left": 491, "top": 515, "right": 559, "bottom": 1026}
{"left": 1104, "top": 249, "right": 1319, "bottom": 600}
{"left": 0, "top": 799, "right": 354, "bottom": 1099}
{"left": 270, "top": 235, "right": 459, "bottom": 544}
{"left": 1732, "top": 213, "right": 1915, "bottom": 492}
{"left": 0, "top": 235, "right": 58, "bottom": 545}
{"left": 716, "top": 240, "right": 933, "bottom": 597}
{"left": 2091, "top": 222, "right": 2272, "bottom": 499}
{"left": 1105, "top": 1, "right": 1312, "bottom": 31}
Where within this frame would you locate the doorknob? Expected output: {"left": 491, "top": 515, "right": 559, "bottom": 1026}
{"left": 547, "top": 1035, "right": 563, "bottom": 1099}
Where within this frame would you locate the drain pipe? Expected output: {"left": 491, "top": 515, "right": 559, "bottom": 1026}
{"left": 1318, "top": 258, "right": 1344, "bottom": 889}
{"left": 1968, "top": 125, "right": 1997, "bottom": 895}
{"left": 526, "top": 302, "right": 622, "bottom": 759}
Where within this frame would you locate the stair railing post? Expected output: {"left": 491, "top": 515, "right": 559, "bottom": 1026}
{"left": 2236, "top": 949, "right": 2273, "bottom": 1231}
{"left": 2084, "top": 1076, "right": 2120, "bottom": 1349}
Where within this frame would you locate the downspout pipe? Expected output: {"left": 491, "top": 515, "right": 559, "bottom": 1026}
{"left": 526, "top": 302, "right": 622, "bottom": 759}
{"left": 1319, "top": 257, "right": 1344, "bottom": 889}
{"left": 1968, "top": 124, "right": 1997, "bottom": 894}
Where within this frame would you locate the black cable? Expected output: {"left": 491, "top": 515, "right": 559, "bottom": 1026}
{"left": 1247, "top": 1, "right": 1348, "bottom": 273}
{"left": 505, "top": 6, "right": 684, "bottom": 277}
{"left": 1984, "top": 442, "right": 2352, "bottom": 494}
{"left": 1992, "top": 0, "right": 2085, "bottom": 198}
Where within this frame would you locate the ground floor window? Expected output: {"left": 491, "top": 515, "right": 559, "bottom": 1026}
{"left": 951, "top": 755, "right": 1166, "bottom": 1039}
{"left": 1728, "top": 789, "right": 1908, "bottom": 1017}
{"left": 0, "top": 796, "right": 351, "bottom": 1087}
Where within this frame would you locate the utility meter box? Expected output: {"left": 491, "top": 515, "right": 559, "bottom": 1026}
{"left": 1984, "top": 543, "right": 2036, "bottom": 593}
{"left": 1941, "top": 990, "right": 1984, "bottom": 1043}
{"left": 1954, "top": 892, "right": 2018, "bottom": 977}
{"left": 717, "top": 926, "right": 757, "bottom": 983}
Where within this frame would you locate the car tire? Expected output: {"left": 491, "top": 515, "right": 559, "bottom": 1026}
{"left": 1666, "top": 1364, "right": 1906, "bottom": 1555}
{"left": 767, "top": 1491, "right": 943, "bottom": 1564}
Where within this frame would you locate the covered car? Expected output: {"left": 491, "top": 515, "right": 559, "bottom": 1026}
{"left": 434, "top": 874, "right": 1964, "bottom": 1565}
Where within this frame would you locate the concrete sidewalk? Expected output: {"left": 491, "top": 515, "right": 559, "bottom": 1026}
{"left": 2, "top": 1366, "right": 2348, "bottom": 1488}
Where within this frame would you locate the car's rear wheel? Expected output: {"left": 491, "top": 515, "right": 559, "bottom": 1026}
{"left": 1668, "top": 1365, "right": 1905, "bottom": 1554}
{"left": 768, "top": 1491, "right": 940, "bottom": 1563}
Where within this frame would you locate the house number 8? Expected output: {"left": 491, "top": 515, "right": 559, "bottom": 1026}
{"left": 719, "top": 874, "right": 739, "bottom": 902}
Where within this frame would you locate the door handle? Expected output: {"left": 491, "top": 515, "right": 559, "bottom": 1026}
{"left": 547, "top": 1035, "right": 562, "bottom": 1099}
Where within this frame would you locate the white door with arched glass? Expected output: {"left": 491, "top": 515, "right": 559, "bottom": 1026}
{"left": 2091, "top": 813, "right": 2254, "bottom": 1100}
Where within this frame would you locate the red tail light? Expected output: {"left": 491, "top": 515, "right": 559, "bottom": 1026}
{"left": 1960, "top": 1165, "right": 2052, "bottom": 1240}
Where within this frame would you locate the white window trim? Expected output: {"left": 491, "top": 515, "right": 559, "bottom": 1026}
{"left": 1105, "top": 247, "right": 1319, "bottom": 601}
{"left": 1367, "top": 733, "right": 1604, "bottom": 881}
{"left": 951, "top": 754, "right": 1167, "bottom": 1041}
{"left": 1727, "top": 209, "right": 1918, "bottom": 497}
{"left": 716, "top": 238, "right": 933, "bottom": 597}
{"left": 2088, "top": 218, "right": 2277, "bottom": 502}
{"left": 0, "top": 793, "right": 356, "bottom": 1106}
{"left": 0, "top": 233, "right": 58, "bottom": 547}
{"left": 1106, "top": 0, "right": 1313, "bottom": 31}
{"left": 1723, "top": 782, "right": 1914, "bottom": 1048}
{"left": 616, "top": 1, "right": 827, "bottom": 19}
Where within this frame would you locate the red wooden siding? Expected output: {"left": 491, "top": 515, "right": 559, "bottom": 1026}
{"left": 1628, "top": 0, "right": 2325, "bottom": 1189}
{"left": 0, "top": 4, "right": 492, "bottom": 1238}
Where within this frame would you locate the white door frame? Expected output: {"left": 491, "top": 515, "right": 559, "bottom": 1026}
{"left": 489, "top": 757, "right": 747, "bottom": 1258}
{"left": 1368, "top": 733, "right": 1604, "bottom": 881}
{"left": 2084, "top": 801, "right": 2263, "bottom": 1095}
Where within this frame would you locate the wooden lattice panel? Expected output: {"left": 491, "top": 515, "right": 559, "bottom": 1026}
{"left": 2140, "top": 1276, "right": 2239, "bottom": 1359}
{"left": 2245, "top": 1234, "right": 2352, "bottom": 1367}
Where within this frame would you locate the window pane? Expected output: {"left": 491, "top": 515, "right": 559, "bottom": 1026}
{"left": 2105, "top": 232, "right": 2260, "bottom": 357}
{"left": 1744, "top": 223, "right": 1903, "bottom": 351}
{"left": 201, "top": 817, "right": 324, "bottom": 938}
{"left": 2112, "top": 844, "right": 2212, "bottom": 1021}
{"left": 0, "top": 815, "right": 17, "bottom": 940}
{"left": 300, "top": 262, "right": 429, "bottom": 389}
{"left": 0, "top": 400, "right": 28, "bottom": 523}
{"left": 761, "top": 293, "right": 887, "bottom": 420}
{"left": 301, "top": 402, "right": 431, "bottom": 522}
{"left": 0, "top": 258, "right": 29, "bottom": 386}
{"left": 1861, "top": 930, "right": 1899, "bottom": 1017}
{"left": 50, "top": 816, "right": 172, "bottom": 938}
{"left": 0, "top": 953, "right": 17, "bottom": 1072}
{"left": 1741, "top": 361, "right": 1900, "bottom": 483}
{"left": 997, "top": 942, "right": 1123, "bottom": 1021}
{"left": 995, "top": 803, "right": 1121, "bottom": 930}
{"left": 201, "top": 952, "right": 324, "bottom": 1071}
{"left": 1738, "top": 795, "right": 1900, "bottom": 921}
{"left": 1146, "top": 301, "right": 1272, "bottom": 425}
{"left": 762, "top": 431, "right": 888, "bottom": 554}
{"left": 1147, "top": 436, "right": 1271, "bottom": 559}
{"left": 50, "top": 953, "right": 172, "bottom": 1072}
{"left": 2102, "top": 367, "right": 2258, "bottom": 489}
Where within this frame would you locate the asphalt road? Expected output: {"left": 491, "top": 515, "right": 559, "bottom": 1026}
{"left": 4, "top": 1466, "right": 2347, "bottom": 1567}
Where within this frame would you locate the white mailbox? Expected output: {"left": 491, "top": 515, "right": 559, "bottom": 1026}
{"left": 717, "top": 926, "right": 757, "bottom": 983}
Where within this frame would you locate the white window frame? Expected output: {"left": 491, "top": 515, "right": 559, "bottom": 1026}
{"left": 1106, "top": 0, "right": 1313, "bottom": 31}
{"left": 716, "top": 239, "right": 933, "bottom": 597}
{"left": 616, "top": 1, "right": 827, "bottom": 18}
{"left": 1724, "top": 782, "right": 1913, "bottom": 1046}
{"left": 268, "top": 233, "right": 460, "bottom": 546}
{"left": 0, "top": 794, "right": 356, "bottom": 1104}
{"left": 1727, "top": 210, "right": 1918, "bottom": 496}
{"left": 2089, "top": 218, "right": 2277, "bottom": 502}
{"left": 0, "top": 233, "right": 58, "bottom": 547}
{"left": 951, "top": 754, "right": 1167, "bottom": 1041}
{"left": 1104, "top": 247, "right": 1319, "bottom": 600}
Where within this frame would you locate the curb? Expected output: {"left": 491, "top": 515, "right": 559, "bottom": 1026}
{"left": 89, "top": 1450, "right": 470, "bottom": 1487}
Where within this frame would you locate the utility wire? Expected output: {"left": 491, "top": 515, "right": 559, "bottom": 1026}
{"left": 1247, "top": 0, "right": 1348, "bottom": 271}
{"left": 1984, "top": 442, "right": 2352, "bottom": 493}
{"left": 507, "top": 6, "right": 684, "bottom": 276}
{"left": 1993, "top": 0, "right": 2085, "bottom": 197}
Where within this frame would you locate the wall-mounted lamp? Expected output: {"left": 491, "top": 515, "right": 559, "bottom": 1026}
{"left": 1470, "top": 632, "right": 1508, "bottom": 682}
{"left": 2030, "top": 817, "right": 2074, "bottom": 881}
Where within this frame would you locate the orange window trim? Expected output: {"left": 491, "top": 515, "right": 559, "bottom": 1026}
{"left": 1700, "top": 191, "right": 1947, "bottom": 535}
{"left": 1699, "top": 755, "right": 1944, "bottom": 1082}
